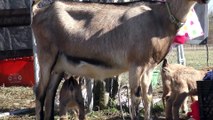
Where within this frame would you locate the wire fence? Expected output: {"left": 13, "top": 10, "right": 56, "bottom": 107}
{"left": 166, "top": 44, "right": 213, "bottom": 69}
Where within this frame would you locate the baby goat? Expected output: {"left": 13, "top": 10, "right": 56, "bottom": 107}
{"left": 59, "top": 76, "right": 86, "bottom": 120}
{"left": 161, "top": 59, "right": 210, "bottom": 120}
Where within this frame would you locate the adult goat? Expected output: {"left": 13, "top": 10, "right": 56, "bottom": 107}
{"left": 32, "top": 0, "right": 209, "bottom": 119}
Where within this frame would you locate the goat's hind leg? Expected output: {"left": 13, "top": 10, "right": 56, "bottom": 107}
{"left": 45, "top": 72, "right": 63, "bottom": 120}
{"left": 165, "top": 93, "right": 175, "bottom": 120}
{"left": 172, "top": 92, "right": 188, "bottom": 120}
{"left": 129, "top": 65, "right": 154, "bottom": 120}
{"left": 35, "top": 62, "right": 55, "bottom": 120}
{"left": 35, "top": 74, "right": 48, "bottom": 120}
{"left": 34, "top": 36, "right": 59, "bottom": 120}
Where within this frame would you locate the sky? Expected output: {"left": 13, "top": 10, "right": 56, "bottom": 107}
{"left": 209, "top": 0, "right": 213, "bottom": 13}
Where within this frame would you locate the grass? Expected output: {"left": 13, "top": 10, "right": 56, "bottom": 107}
{"left": 0, "top": 86, "right": 35, "bottom": 120}
{"left": 0, "top": 87, "right": 35, "bottom": 111}
{"left": 0, "top": 85, "right": 164, "bottom": 120}
{"left": 87, "top": 108, "right": 126, "bottom": 120}
{"left": 165, "top": 45, "right": 213, "bottom": 69}
{"left": 185, "top": 50, "right": 213, "bottom": 69}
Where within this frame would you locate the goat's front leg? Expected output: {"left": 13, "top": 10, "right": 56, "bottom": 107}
{"left": 45, "top": 72, "right": 63, "bottom": 120}
{"left": 129, "top": 66, "right": 143, "bottom": 120}
{"left": 141, "top": 67, "right": 154, "bottom": 120}
{"left": 162, "top": 79, "right": 171, "bottom": 109}
{"left": 59, "top": 103, "right": 68, "bottom": 120}
{"left": 76, "top": 84, "right": 86, "bottom": 120}
{"left": 59, "top": 81, "right": 70, "bottom": 120}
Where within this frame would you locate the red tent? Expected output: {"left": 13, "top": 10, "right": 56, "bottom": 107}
{"left": 0, "top": 0, "right": 34, "bottom": 87}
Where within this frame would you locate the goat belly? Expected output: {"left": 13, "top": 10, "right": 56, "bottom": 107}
{"left": 53, "top": 53, "right": 125, "bottom": 79}
{"left": 65, "top": 55, "right": 111, "bottom": 68}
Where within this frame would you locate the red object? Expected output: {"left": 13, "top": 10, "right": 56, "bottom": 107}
{"left": 0, "top": 56, "right": 35, "bottom": 87}
{"left": 187, "top": 101, "right": 200, "bottom": 120}
{"left": 173, "top": 35, "right": 187, "bottom": 44}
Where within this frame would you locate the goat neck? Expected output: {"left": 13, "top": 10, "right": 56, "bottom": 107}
{"left": 166, "top": 0, "right": 196, "bottom": 24}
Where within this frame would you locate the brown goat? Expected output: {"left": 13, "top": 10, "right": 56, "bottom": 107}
{"left": 161, "top": 59, "right": 190, "bottom": 112}
{"left": 31, "top": 0, "right": 209, "bottom": 119}
{"left": 161, "top": 59, "right": 210, "bottom": 120}
{"left": 59, "top": 76, "right": 85, "bottom": 120}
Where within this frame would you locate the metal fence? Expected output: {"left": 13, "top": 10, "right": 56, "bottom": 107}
{"left": 166, "top": 44, "right": 213, "bottom": 69}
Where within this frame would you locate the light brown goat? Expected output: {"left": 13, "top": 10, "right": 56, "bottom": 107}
{"left": 161, "top": 59, "right": 210, "bottom": 120}
{"left": 59, "top": 76, "right": 85, "bottom": 120}
{"left": 161, "top": 59, "right": 190, "bottom": 112}
{"left": 31, "top": 0, "right": 209, "bottom": 119}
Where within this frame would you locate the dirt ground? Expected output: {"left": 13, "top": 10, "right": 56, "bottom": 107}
{"left": 0, "top": 86, "right": 35, "bottom": 119}
{"left": 0, "top": 83, "right": 189, "bottom": 120}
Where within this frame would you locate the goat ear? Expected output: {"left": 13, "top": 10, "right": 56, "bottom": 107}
{"left": 162, "top": 67, "right": 169, "bottom": 72}
{"left": 162, "top": 67, "right": 173, "bottom": 76}
{"left": 33, "top": 0, "right": 41, "bottom": 4}
{"left": 162, "top": 59, "right": 168, "bottom": 67}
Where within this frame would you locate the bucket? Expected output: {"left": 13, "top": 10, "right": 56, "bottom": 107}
{"left": 151, "top": 70, "right": 160, "bottom": 89}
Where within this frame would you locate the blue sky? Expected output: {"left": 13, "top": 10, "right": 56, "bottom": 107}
{"left": 209, "top": 0, "right": 213, "bottom": 13}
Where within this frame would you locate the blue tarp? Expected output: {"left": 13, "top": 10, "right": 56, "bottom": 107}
{"left": 203, "top": 70, "right": 213, "bottom": 81}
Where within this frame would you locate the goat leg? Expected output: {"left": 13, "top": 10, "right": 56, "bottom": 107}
{"left": 45, "top": 73, "right": 63, "bottom": 120}
{"left": 172, "top": 92, "right": 188, "bottom": 120}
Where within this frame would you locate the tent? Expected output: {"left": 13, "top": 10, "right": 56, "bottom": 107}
{"left": 0, "top": 0, "right": 34, "bottom": 87}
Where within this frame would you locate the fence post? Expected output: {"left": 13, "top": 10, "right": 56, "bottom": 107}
{"left": 177, "top": 44, "right": 186, "bottom": 65}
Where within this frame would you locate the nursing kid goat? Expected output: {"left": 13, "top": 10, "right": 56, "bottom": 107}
{"left": 32, "top": 0, "right": 209, "bottom": 119}
{"left": 161, "top": 59, "right": 210, "bottom": 120}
